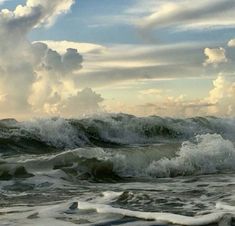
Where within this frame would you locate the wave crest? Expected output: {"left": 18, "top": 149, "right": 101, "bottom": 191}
{"left": 147, "top": 134, "right": 235, "bottom": 177}
{"left": 1, "top": 114, "right": 235, "bottom": 155}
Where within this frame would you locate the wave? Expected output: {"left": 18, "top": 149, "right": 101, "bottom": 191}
{"left": 1, "top": 133, "right": 235, "bottom": 182}
{"left": 76, "top": 200, "right": 229, "bottom": 226}
{"left": 1, "top": 114, "right": 235, "bottom": 155}
{"left": 1, "top": 196, "right": 233, "bottom": 226}
{"left": 147, "top": 133, "right": 235, "bottom": 177}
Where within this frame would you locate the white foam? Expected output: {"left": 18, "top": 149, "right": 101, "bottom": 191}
{"left": 216, "top": 202, "right": 235, "bottom": 211}
{"left": 77, "top": 201, "right": 226, "bottom": 226}
{"left": 94, "top": 191, "right": 124, "bottom": 204}
{"left": 6, "top": 133, "right": 235, "bottom": 180}
{"left": 16, "top": 147, "right": 108, "bottom": 172}
{"left": 2, "top": 115, "right": 235, "bottom": 151}
{"left": 3, "top": 133, "right": 235, "bottom": 183}
{"left": 2, "top": 199, "right": 235, "bottom": 226}
{"left": 147, "top": 134, "right": 235, "bottom": 177}
{"left": 21, "top": 117, "right": 85, "bottom": 148}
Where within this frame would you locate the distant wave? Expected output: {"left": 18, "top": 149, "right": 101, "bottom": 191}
{"left": 1, "top": 114, "right": 235, "bottom": 155}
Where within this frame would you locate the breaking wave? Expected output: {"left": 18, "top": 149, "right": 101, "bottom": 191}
{"left": 147, "top": 133, "right": 235, "bottom": 177}
{"left": 1, "top": 133, "right": 235, "bottom": 181}
{"left": 1, "top": 114, "right": 235, "bottom": 155}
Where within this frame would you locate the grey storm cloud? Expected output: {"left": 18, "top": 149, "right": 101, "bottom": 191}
{"left": 36, "top": 43, "right": 83, "bottom": 74}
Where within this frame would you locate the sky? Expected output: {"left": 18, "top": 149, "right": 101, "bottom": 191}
{"left": 0, "top": 0, "right": 235, "bottom": 119}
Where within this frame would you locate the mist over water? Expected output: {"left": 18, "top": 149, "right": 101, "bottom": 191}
{"left": 1, "top": 114, "right": 235, "bottom": 225}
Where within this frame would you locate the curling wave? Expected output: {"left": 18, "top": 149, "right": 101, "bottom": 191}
{"left": 1, "top": 133, "right": 235, "bottom": 182}
{"left": 1, "top": 114, "right": 235, "bottom": 155}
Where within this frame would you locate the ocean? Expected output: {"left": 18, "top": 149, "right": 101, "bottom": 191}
{"left": 0, "top": 113, "right": 235, "bottom": 226}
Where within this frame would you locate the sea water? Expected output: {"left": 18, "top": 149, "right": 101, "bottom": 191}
{"left": 1, "top": 114, "right": 235, "bottom": 225}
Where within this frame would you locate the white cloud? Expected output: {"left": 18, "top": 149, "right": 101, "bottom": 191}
{"left": 228, "top": 39, "right": 235, "bottom": 47}
{"left": 1, "top": 1, "right": 235, "bottom": 119}
{"left": 207, "top": 75, "right": 227, "bottom": 104}
{"left": 0, "top": 0, "right": 7, "bottom": 4}
{"left": 38, "top": 40, "right": 105, "bottom": 54}
{"left": 105, "top": 75, "right": 235, "bottom": 117}
{"left": 41, "top": 88, "right": 104, "bottom": 117}
{"left": 0, "top": 0, "right": 106, "bottom": 119}
{"left": 60, "top": 88, "right": 104, "bottom": 117}
{"left": 203, "top": 47, "right": 228, "bottom": 66}
{"left": 38, "top": 41, "right": 233, "bottom": 92}
{"left": 74, "top": 42, "right": 214, "bottom": 88}
{"left": 137, "top": 0, "right": 235, "bottom": 31}
{"left": 105, "top": 94, "right": 213, "bottom": 118}
{"left": 133, "top": 75, "right": 235, "bottom": 117}
{"left": 206, "top": 75, "right": 235, "bottom": 115}
{"left": 139, "top": 89, "right": 162, "bottom": 96}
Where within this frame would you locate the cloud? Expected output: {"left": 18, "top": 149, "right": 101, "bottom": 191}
{"left": 38, "top": 40, "right": 105, "bottom": 54}
{"left": 39, "top": 47, "right": 83, "bottom": 74}
{"left": 73, "top": 42, "right": 213, "bottom": 88}
{"left": 206, "top": 75, "right": 235, "bottom": 115}
{"left": 104, "top": 75, "right": 235, "bottom": 117}
{"left": 228, "top": 39, "right": 235, "bottom": 47}
{"left": 105, "top": 94, "right": 214, "bottom": 117}
{"left": 203, "top": 47, "right": 228, "bottom": 66}
{"left": 13, "top": 0, "right": 74, "bottom": 27}
{"left": 38, "top": 41, "right": 235, "bottom": 92}
{"left": 0, "top": 0, "right": 7, "bottom": 5}
{"left": 41, "top": 87, "right": 104, "bottom": 117}
{"left": 137, "top": 0, "right": 235, "bottom": 31}
{"left": 1, "top": 1, "right": 234, "bottom": 119}
{"left": 94, "top": 0, "right": 235, "bottom": 33}
{"left": 0, "top": 0, "right": 105, "bottom": 119}
{"left": 207, "top": 75, "right": 227, "bottom": 104}
{"left": 139, "top": 89, "right": 162, "bottom": 96}
{"left": 60, "top": 88, "right": 104, "bottom": 117}
{"left": 28, "top": 44, "right": 83, "bottom": 108}
{"left": 134, "top": 100, "right": 214, "bottom": 117}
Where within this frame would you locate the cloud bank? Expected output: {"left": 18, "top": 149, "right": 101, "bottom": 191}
{"left": 105, "top": 75, "right": 235, "bottom": 118}
{"left": 0, "top": 0, "right": 104, "bottom": 119}
{"left": 0, "top": 0, "right": 235, "bottom": 119}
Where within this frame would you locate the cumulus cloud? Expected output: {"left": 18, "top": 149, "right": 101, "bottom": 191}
{"left": 60, "top": 88, "right": 104, "bottom": 117}
{"left": 28, "top": 45, "right": 83, "bottom": 108}
{"left": 207, "top": 75, "right": 227, "bottom": 104}
{"left": 203, "top": 47, "right": 228, "bottom": 66}
{"left": 41, "top": 88, "right": 104, "bottom": 117}
{"left": 1, "top": 1, "right": 234, "bottom": 119}
{"left": 38, "top": 41, "right": 235, "bottom": 92}
{"left": 104, "top": 75, "right": 235, "bottom": 117}
{"left": 13, "top": 0, "right": 74, "bottom": 28}
{"left": 0, "top": 0, "right": 104, "bottom": 119}
{"left": 228, "top": 39, "right": 235, "bottom": 47}
{"left": 206, "top": 75, "right": 235, "bottom": 115}
{"left": 113, "top": 66, "right": 235, "bottom": 117}
{"left": 28, "top": 42, "right": 104, "bottom": 117}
